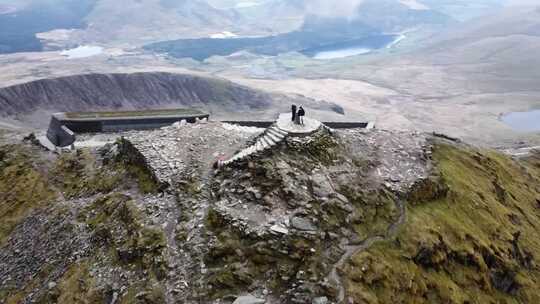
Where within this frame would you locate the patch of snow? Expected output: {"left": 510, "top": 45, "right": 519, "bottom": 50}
{"left": 60, "top": 45, "right": 104, "bottom": 59}
{"left": 313, "top": 47, "right": 372, "bottom": 60}
{"left": 210, "top": 31, "right": 238, "bottom": 39}
{"left": 399, "top": 0, "right": 429, "bottom": 10}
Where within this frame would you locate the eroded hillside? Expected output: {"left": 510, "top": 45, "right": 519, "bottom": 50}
{"left": 0, "top": 123, "right": 539, "bottom": 304}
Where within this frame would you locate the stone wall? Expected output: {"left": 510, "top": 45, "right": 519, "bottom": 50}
{"left": 100, "top": 116, "right": 207, "bottom": 132}
{"left": 220, "top": 121, "right": 275, "bottom": 128}
{"left": 46, "top": 113, "right": 210, "bottom": 147}
{"left": 221, "top": 121, "right": 370, "bottom": 129}
{"left": 323, "top": 122, "right": 369, "bottom": 129}
{"left": 46, "top": 117, "right": 76, "bottom": 147}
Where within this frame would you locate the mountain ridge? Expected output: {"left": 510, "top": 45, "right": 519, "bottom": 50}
{"left": 0, "top": 72, "right": 344, "bottom": 127}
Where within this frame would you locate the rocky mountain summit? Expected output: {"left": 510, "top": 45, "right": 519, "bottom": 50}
{"left": 1, "top": 121, "right": 540, "bottom": 304}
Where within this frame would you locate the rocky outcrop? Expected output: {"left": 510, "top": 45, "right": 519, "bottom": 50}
{"left": 203, "top": 128, "right": 414, "bottom": 303}
{"left": 4, "top": 125, "right": 540, "bottom": 304}
{"left": 104, "top": 137, "right": 164, "bottom": 192}
{"left": 407, "top": 175, "right": 448, "bottom": 205}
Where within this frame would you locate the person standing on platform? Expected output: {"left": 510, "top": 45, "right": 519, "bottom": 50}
{"left": 291, "top": 104, "right": 297, "bottom": 122}
{"left": 298, "top": 106, "right": 305, "bottom": 125}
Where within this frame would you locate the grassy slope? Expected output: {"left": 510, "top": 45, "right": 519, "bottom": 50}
{"left": 0, "top": 144, "right": 57, "bottom": 245}
{"left": 344, "top": 143, "right": 540, "bottom": 304}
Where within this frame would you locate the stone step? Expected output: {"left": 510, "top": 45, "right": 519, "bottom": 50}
{"left": 240, "top": 149, "right": 250, "bottom": 157}
{"left": 254, "top": 142, "right": 261, "bottom": 152}
{"left": 267, "top": 128, "right": 285, "bottom": 139}
{"left": 259, "top": 138, "right": 269, "bottom": 150}
{"left": 270, "top": 126, "right": 288, "bottom": 136}
{"left": 263, "top": 135, "right": 276, "bottom": 146}
{"left": 266, "top": 132, "right": 282, "bottom": 143}
{"left": 260, "top": 136, "right": 270, "bottom": 147}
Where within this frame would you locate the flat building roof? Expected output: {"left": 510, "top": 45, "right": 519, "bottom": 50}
{"left": 54, "top": 108, "right": 207, "bottom": 121}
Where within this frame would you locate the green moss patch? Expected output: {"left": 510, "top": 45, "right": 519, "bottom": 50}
{"left": 81, "top": 193, "right": 167, "bottom": 279}
{"left": 35, "top": 261, "right": 108, "bottom": 304}
{"left": 0, "top": 145, "right": 57, "bottom": 244}
{"left": 52, "top": 149, "right": 124, "bottom": 199}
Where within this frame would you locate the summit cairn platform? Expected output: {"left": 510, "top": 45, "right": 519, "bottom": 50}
{"left": 219, "top": 113, "right": 327, "bottom": 167}
{"left": 276, "top": 113, "right": 321, "bottom": 136}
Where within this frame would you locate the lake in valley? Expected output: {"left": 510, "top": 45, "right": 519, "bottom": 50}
{"left": 501, "top": 110, "right": 540, "bottom": 132}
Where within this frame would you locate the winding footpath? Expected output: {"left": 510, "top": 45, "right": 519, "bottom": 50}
{"left": 329, "top": 198, "right": 407, "bottom": 303}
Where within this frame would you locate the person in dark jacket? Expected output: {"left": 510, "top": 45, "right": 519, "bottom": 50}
{"left": 291, "top": 104, "right": 297, "bottom": 122}
{"left": 298, "top": 106, "right": 305, "bottom": 125}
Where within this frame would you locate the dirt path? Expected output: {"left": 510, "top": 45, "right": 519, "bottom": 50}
{"left": 163, "top": 196, "right": 183, "bottom": 304}
{"left": 329, "top": 198, "right": 406, "bottom": 303}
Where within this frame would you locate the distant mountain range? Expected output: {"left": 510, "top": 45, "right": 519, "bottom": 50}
{"left": 412, "top": 5, "right": 540, "bottom": 92}
{"left": 145, "top": 0, "right": 455, "bottom": 60}
{"left": 0, "top": 0, "right": 509, "bottom": 55}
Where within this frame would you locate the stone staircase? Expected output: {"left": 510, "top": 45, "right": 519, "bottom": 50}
{"left": 221, "top": 125, "right": 288, "bottom": 166}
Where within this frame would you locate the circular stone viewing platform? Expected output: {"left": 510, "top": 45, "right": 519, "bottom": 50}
{"left": 276, "top": 113, "right": 322, "bottom": 135}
